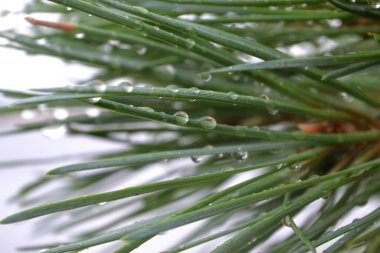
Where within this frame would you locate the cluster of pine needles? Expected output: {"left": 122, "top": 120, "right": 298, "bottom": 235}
{"left": 1, "top": 0, "right": 380, "bottom": 252}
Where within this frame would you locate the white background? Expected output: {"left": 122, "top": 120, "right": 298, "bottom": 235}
{"left": 0, "top": 1, "right": 122, "bottom": 251}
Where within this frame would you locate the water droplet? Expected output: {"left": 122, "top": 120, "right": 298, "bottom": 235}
{"left": 75, "top": 33, "right": 85, "bottom": 39}
{"left": 340, "top": 92, "right": 354, "bottom": 102}
{"left": 189, "top": 87, "right": 200, "bottom": 94}
{"left": 134, "top": 20, "right": 144, "bottom": 31}
{"left": 21, "top": 109, "right": 36, "bottom": 120}
{"left": 173, "top": 111, "right": 189, "bottom": 124}
{"left": 53, "top": 108, "right": 69, "bottom": 120}
{"left": 66, "top": 7, "right": 72, "bottom": 11}
{"left": 275, "top": 163, "right": 287, "bottom": 170}
{"left": 88, "top": 97, "right": 102, "bottom": 103}
{"left": 233, "top": 150, "right": 248, "bottom": 161}
{"left": 167, "top": 84, "right": 179, "bottom": 93}
{"left": 135, "top": 6, "right": 149, "bottom": 14}
{"left": 198, "top": 116, "right": 217, "bottom": 129}
{"left": 118, "top": 82, "right": 134, "bottom": 93}
{"left": 41, "top": 125, "right": 67, "bottom": 140}
{"left": 228, "top": 91, "right": 239, "bottom": 101}
{"left": 88, "top": 80, "right": 106, "bottom": 92}
{"left": 199, "top": 73, "right": 212, "bottom": 82}
{"left": 98, "top": 202, "right": 108, "bottom": 206}
{"left": 223, "top": 167, "right": 235, "bottom": 173}
{"left": 139, "top": 107, "right": 155, "bottom": 113}
{"left": 137, "top": 46, "right": 147, "bottom": 55}
{"left": 281, "top": 216, "right": 292, "bottom": 227}
{"left": 261, "top": 94, "right": 278, "bottom": 115}
{"left": 85, "top": 108, "right": 101, "bottom": 118}
{"left": 163, "top": 64, "right": 176, "bottom": 74}
{"left": 291, "top": 163, "right": 302, "bottom": 171}
{"left": 185, "top": 38, "right": 195, "bottom": 49}
{"left": 191, "top": 155, "right": 202, "bottom": 163}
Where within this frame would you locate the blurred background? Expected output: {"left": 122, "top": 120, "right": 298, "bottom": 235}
{"left": 0, "top": 1, "right": 123, "bottom": 251}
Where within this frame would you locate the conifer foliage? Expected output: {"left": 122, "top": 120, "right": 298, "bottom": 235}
{"left": 1, "top": 0, "right": 380, "bottom": 252}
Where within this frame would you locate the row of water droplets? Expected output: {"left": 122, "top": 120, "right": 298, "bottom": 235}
{"left": 83, "top": 81, "right": 277, "bottom": 135}
{"left": 189, "top": 145, "right": 249, "bottom": 164}
{"left": 86, "top": 80, "right": 134, "bottom": 103}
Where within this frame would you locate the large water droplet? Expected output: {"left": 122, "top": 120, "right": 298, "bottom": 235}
{"left": 41, "top": 125, "right": 67, "bottom": 140}
{"left": 167, "top": 84, "right": 179, "bottom": 93}
{"left": 185, "top": 38, "right": 195, "bottom": 49}
{"left": 118, "top": 82, "right": 134, "bottom": 93}
{"left": 173, "top": 111, "right": 189, "bottom": 124}
{"left": 88, "top": 80, "right": 106, "bottom": 93}
{"left": 198, "top": 116, "right": 217, "bottom": 129}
